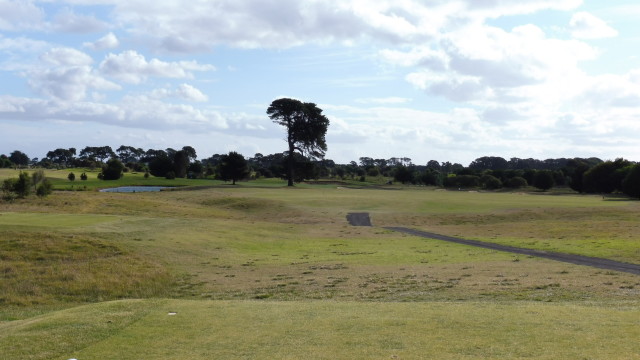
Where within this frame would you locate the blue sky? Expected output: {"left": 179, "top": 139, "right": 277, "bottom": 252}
{"left": 1, "top": 0, "right": 639, "bottom": 165}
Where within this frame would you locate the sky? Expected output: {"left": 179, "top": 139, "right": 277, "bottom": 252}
{"left": 1, "top": 0, "right": 640, "bottom": 166}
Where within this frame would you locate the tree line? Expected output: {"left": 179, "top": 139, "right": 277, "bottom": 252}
{"left": 2, "top": 147, "right": 638, "bottom": 197}
{"left": 2, "top": 98, "right": 638, "bottom": 198}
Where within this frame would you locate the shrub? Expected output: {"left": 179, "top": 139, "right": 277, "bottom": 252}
{"left": 36, "top": 179, "right": 53, "bottom": 197}
{"left": 505, "top": 176, "right": 528, "bottom": 189}
{"left": 480, "top": 174, "right": 502, "bottom": 190}
{"left": 31, "top": 170, "right": 45, "bottom": 192}
{"left": 80, "top": 172, "right": 88, "bottom": 181}
{"left": 165, "top": 171, "right": 176, "bottom": 180}
{"left": 101, "top": 158, "right": 124, "bottom": 180}
{"left": 367, "top": 167, "right": 380, "bottom": 177}
{"left": 2, "top": 172, "right": 32, "bottom": 200}
{"left": 68, "top": 172, "right": 76, "bottom": 181}
{"left": 444, "top": 175, "right": 480, "bottom": 188}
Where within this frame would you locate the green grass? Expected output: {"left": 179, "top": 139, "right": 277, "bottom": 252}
{"left": 1, "top": 299, "right": 638, "bottom": 360}
{"left": 1, "top": 183, "right": 639, "bottom": 358}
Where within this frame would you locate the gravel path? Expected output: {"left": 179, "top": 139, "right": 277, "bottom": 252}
{"left": 346, "top": 213, "right": 640, "bottom": 275}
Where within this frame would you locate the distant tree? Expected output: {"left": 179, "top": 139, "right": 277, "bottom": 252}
{"left": 187, "top": 161, "right": 204, "bottom": 178}
{"left": 68, "top": 172, "right": 76, "bottom": 181}
{"left": 469, "top": 156, "right": 509, "bottom": 171}
{"left": 267, "top": 98, "right": 330, "bottom": 186}
{"left": 148, "top": 151, "right": 173, "bottom": 177}
{"left": 622, "top": 164, "right": 640, "bottom": 199}
{"left": 566, "top": 159, "right": 591, "bottom": 193}
{"left": 394, "top": 165, "right": 414, "bottom": 184}
{"left": 504, "top": 176, "right": 528, "bottom": 189}
{"left": 181, "top": 146, "right": 197, "bottom": 162}
{"left": 367, "top": 167, "right": 380, "bottom": 177}
{"left": 101, "top": 158, "right": 125, "bottom": 180}
{"left": 480, "top": 174, "right": 502, "bottom": 190}
{"left": 583, "top": 158, "right": 631, "bottom": 194}
{"left": 79, "top": 146, "right": 115, "bottom": 163}
{"left": 426, "top": 160, "right": 441, "bottom": 171}
{"left": 173, "top": 150, "right": 189, "bottom": 178}
{"left": 46, "top": 148, "right": 76, "bottom": 167}
{"left": 219, "top": 152, "right": 249, "bottom": 185}
{"left": 116, "top": 145, "right": 144, "bottom": 163}
{"left": 9, "top": 150, "right": 30, "bottom": 167}
{"left": 0, "top": 155, "right": 12, "bottom": 168}
{"left": 444, "top": 175, "right": 480, "bottom": 188}
{"left": 419, "top": 170, "right": 440, "bottom": 186}
{"left": 532, "top": 170, "right": 555, "bottom": 191}
{"left": 80, "top": 172, "right": 88, "bottom": 181}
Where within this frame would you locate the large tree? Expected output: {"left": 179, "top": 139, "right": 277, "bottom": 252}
{"left": 9, "top": 150, "right": 30, "bottom": 167}
{"left": 79, "top": 146, "right": 115, "bottom": 163}
{"left": 267, "top": 98, "right": 329, "bottom": 186}
{"left": 46, "top": 148, "right": 76, "bottom": 167}
{"left": 219, "top": 151, "right": 249, "bottom": 185}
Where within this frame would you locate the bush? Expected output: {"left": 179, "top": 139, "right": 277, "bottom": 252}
{"left": 101, "top": 158, "right": 124, "bottom": 180}
{"left": 80, "top": 172, "right": 88, "bottom": 181}
{"left": 505, "top": 176, "right": 528, "bottom": 189}
{"left": 444, "top": 175, "right": 480, "bottom": 188}
{"left": 2, "top": 172, "right": 32, "bottom": 200}
{"left": 165, "top": 171, "right": 176, "bottom": 180}
{"left": 68, "top": 172, "right": 75, "bottom": 181}
{"left": 36, "top": 179, "right": 53, "bottom": 197}
{"left": 31, "top": 170, "right": 45, "bottom": 192}
{"left": 480, "top": 174, "right": 502, "bottom": 190}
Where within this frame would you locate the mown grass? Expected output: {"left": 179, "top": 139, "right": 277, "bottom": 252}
{"left": 1, "top": 299, "right": 638, "bottom": 360}
{"left": 1, "top": 183, "right": 639, "bottom": 358}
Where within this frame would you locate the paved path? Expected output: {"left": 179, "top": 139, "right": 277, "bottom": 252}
{"left": 346, "top": 212, "right": 373, "bottom": 226}
{"left": 346, "top": 213, "right": 640, "bottom": 275}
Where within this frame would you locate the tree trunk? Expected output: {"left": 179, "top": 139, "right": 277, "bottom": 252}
{"left": 287, "top": 138, "right": 295, "bottom": 186}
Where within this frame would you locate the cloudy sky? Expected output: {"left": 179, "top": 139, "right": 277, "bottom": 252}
{"left": 1, "top": 0, "right": 639, "bottom": 165}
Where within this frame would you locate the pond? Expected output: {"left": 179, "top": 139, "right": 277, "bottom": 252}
{"left": 99, "top": 186, "right": 169, "bottom": 193}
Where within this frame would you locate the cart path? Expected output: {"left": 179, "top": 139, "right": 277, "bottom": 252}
{"left": 346, "top": 213, "right": 640, "bottom": 275}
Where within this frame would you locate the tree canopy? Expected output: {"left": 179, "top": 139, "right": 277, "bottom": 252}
{"left": 219, "top": 151, "right": 249, "bottom": 185}
{"left": 267, "top": 98, "right": 329, "bottom": 186}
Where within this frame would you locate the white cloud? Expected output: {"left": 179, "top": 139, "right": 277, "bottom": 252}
{"left": 0, "top": 0, "right": 45, "bottom": 31}
{"left": 40, "top": 47, "right": 94, "bottom": 66}
{"left": 28, "top": 66, "right": 120, "bottom": 101}
{"left": 150, "top": 84, "right": 208, "bottom": 102}
{"left": 175, "top": 84, "right": 208, "bottom": 102}
{"left": 0, "top": 95, "right": 227, "bottom": 131}
{"left": 99, "top": 50, "right": 215, "bottom": 84}
{"left": 570, "top": 12, "right": 618, "bottom": 39}
{"left": 84, "top": 32, "right": 119, "bottom": 50}
{"left": 51, "top": 8, "right": 108, "bottom": 33}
